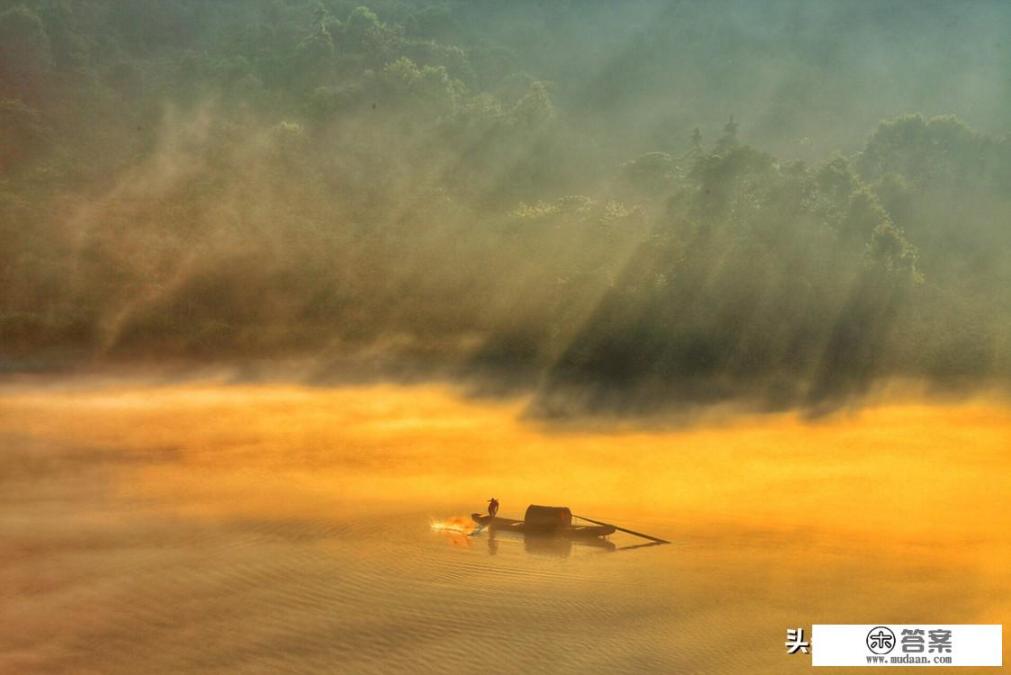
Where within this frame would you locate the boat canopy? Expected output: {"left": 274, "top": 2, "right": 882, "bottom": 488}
{"left": 524, "top": 505, "right": 572, "bottom": 529}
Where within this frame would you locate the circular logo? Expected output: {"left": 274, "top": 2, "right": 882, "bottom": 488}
{"left": 866, "top": 626, "right": 896, "bottom": 655}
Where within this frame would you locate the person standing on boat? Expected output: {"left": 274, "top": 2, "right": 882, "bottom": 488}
{"left": 487, "top": 498, "right": 499, "bottom": 518}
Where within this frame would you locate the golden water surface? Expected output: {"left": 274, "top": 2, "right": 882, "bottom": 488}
{"left": 1, "top": 376, "right": 1008, "bottom": 673}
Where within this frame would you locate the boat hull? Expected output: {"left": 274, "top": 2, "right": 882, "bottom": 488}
{"left": 471, "top": 513, "right": 615, "bottom": 538}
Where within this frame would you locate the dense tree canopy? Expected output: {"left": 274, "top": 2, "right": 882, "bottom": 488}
{"left": 1, "top": 0, "right": 1009, "bottom": 415}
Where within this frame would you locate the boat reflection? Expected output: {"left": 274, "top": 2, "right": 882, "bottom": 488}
{"left": 483, "top": 527, "right": 612, "bottom": 557}
{"left": 477, "top": 526, "right": 664, "bottom": 557}
{"left": 522, "top": 531, "right": 614, "bottom": 556}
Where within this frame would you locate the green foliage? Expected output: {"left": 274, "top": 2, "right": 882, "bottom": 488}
{"left": 380, "top": 57, "right": 461, "bottom": 119}
{"left": 858, "top": 114, "right": 1004, "bottom": 189}
{"left": 0, "top": 0, "right": 1008, "bottom": 414}
{"left": 510, "top": 80, "right": 555, "bottom": 128}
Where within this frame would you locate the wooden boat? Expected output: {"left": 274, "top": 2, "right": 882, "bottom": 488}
{"left": 471, "top": 505, "right": 616, "bottom": 539}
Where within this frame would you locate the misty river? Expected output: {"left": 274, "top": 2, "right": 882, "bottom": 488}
{"left": 1, "top": 376, "right": 1008, "bottom": 673}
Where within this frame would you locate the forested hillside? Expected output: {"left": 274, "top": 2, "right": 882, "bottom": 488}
{"left": 2, "top": 0, "right": 1009, "bottom": 414}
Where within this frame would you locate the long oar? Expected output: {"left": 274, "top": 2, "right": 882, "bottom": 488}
{"left": 573, "top": 515, "right": 670, "bottom": 544}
